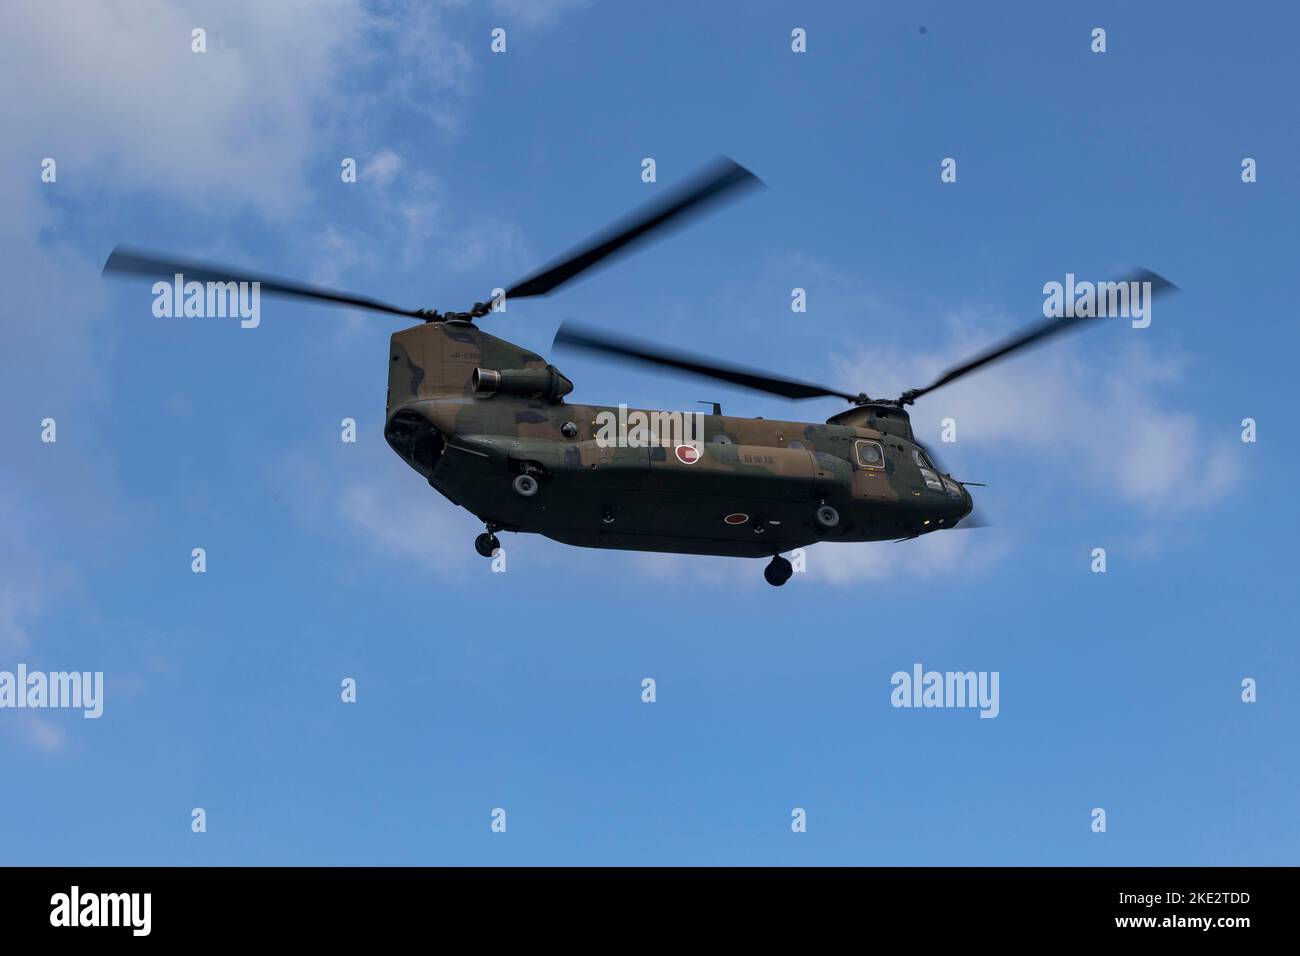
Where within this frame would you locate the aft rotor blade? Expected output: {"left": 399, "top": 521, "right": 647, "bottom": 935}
{"left": 506, "top": 157, "right": 763, "bottom": 300}
{"left": 103, "top": 246, "right": 426, "bottom": 319}
{"left": 900, "top": 269, "right": 1178, "bottom": 404}
{"left": 553, "top": 321, "right": 863, "bottom": 402}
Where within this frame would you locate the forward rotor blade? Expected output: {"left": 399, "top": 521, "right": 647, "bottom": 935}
{"left": 901, "top": 269, "right": 1178, "bottom": 404}
{"left": 506, "top": 157, "right": 763, "bottom": 300}
{"left": 553, "top": 321, "right": 863, "bottom": 402}
{"left": 103, "top": 246, "right": 425, "bottom": 319}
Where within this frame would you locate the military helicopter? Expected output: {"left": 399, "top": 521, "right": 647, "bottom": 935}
{"left": 103, "top": 158, "right": 1175, "bottom": 585}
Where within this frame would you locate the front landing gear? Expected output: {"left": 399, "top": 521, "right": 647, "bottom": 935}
{"left": 764, "top": 554, "right": 793, "bottom": 587}
{"left": 475, "top": 530, "right": 500, "bottom": 558}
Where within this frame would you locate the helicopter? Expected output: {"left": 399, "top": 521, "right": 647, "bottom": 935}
{"left": 103, "top": 158, "right": 1175, "bottom": 586}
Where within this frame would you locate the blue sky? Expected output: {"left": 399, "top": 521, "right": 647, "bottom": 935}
{"left": 2, "top": 0, "right": 1296, "bottom": 865}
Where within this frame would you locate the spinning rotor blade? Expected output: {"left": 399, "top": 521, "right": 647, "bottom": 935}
{"left": 103, "top": 246, "right": 426, "bottom": 319}
{"left": 506, "top": 157, "right": 763, "bottom": 300}
{"left": 554, "top": 321, "right": 865, "bottom": 402}
{"left": 899, "top": 268, "right": 1178, "bottom": 404}
{"left": 104, "top": 157, "right": 762, "bottom": 322}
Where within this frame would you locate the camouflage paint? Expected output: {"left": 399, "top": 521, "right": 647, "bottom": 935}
{"left": 385, "top": 322, "right": 972, "bottom": 558}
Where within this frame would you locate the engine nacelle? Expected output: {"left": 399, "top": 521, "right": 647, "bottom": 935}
{"left": 472, "top": 365, "right": 574, "bottom": 402}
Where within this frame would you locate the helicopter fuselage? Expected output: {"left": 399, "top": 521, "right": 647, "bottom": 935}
{"left": 384, "top": 321, "right": 972, "bottom": 558}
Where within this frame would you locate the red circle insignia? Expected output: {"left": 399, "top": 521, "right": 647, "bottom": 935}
{"left": 675, "top": 444, "right": 700, "bottom": 465}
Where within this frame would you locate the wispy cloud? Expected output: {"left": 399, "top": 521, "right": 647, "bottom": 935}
{"left": 3, "top": 0, "right": 378, "bottom": 216}
{"left": 490, "top": 0, "right": 590, "bottom": 29}
{"left": 0, "top": 0, "right": 483, "bottom": 727}
{"left": 629, "top": 522, "right": 1012, "bottom": 589}
{"left": 831, "top": 312, "right": 1243, "bottom": 514}
{"left": 339, "top": 480, "right": 480, "bottom": 571}
{"left": 267, "top": 438, "right": 481, "bottom": 576}
{"left": 20, "top": 717, "right": 69, "bottom": 754}
{"left": 366, "top": 149, "right": 405, "bottom": 190}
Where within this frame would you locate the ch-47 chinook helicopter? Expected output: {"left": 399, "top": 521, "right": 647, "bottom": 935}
{"left": 104, "top": 158, "right": 1175, "bottom": 585}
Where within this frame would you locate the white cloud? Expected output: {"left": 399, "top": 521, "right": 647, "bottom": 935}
{"left": 629, "top": 525, "right": 1012, "bottom": 590}
{"left": 22, "top": 717, "right": 69, "bottom": 754}
{"left": 2, "top": 0, "right": 376, "bottom": 216}
{"left": 444, "top": 220, "right": 530, "bottom": 274}
{"left": 267, "top": 437, "right": 482, "bottom": 576}
{"left": 311, "top": 224, "right": 375, "bottom": 288}
{"left": 340, "top": 481, "right": 480, "bottom": 571}
{"left": 819, "top": 521, "right": 1026, "bottom": 585}
{"left": 0, "top": 0, "right": 591, "bottom": 756}
{"left": 396, "top": 192, "right": 444, "bottom": 266}
{"left": 0, "top": 485, "right": 84, "bottom": 655}
{"left": 490, "top": 0, "right": 589, "bottom": 28}
{"left": 0, "top": 1, "right": 517, "bottom": 222}
{"left": 363, "top": 2, "right": 477, "bottom": 136}
{"left": 831, "top": 313, "right": 1243, "bottom": 514}
{"left": 366, "top": 150, "right": 404, "bottom": 190}
{"left": 0, "top": 0, "right": 479, "bottom": 683}
{"left": 616, "top": 256, "right": 1247, "bottom": 587}
{"left": 0, "top": 586, "right": 39, "bottom": 656}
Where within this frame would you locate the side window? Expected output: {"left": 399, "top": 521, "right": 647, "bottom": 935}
{"left": 912, "top": 449, "right": 930, "bottom": 469}
{"left": 855, "top": 440, "right": 884, "bottom": 468}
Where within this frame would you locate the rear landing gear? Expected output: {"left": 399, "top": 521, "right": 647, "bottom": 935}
{"left": 475, "top": 531, "right": 500, "bottom": 557}
{"left": 764, "top": 554, "right": 793, "bottom": 587}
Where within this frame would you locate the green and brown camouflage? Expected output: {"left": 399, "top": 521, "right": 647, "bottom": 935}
{"left": 385, "top": 322, "right": 973, "bottom": 558}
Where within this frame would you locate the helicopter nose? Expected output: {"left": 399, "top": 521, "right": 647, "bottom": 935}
{"left": 948, "top": 482, "right": 978, "bottom": 528}
{"left": 936, "top": 479, "right": 973, "bottom": 527}
{"left": 922, "top": 483, "right": 972, "bottom": 533}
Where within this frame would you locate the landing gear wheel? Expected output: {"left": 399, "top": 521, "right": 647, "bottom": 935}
{"left": 475, "top": 532, "right": 500, "bottom": 557}
{"left": 764, "top": 555, "right": 794, "bottom": 587}
{"left": 512, "top": 474, "right": 539, "bottom": 497}
{"left": 814, "top": 504, "right": 840, "bottom": 531}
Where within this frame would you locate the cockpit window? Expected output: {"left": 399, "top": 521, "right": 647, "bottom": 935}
{"left": 912, "top": 449, "right": 931, "bottom": 469}
{"left": 856, "top": 440, "right": 884, "bottom": 468}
